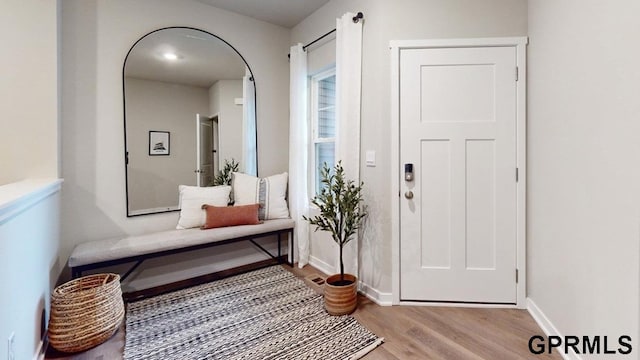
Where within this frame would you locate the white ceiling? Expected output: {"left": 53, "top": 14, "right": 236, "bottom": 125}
{"left": 194, "top": 0, "right": 329, "bottom": 28}
{"left": 125, "top": 1, "right": 331, "bottom": 87}
{"left": 125, "top": 28, "right": 247, "bottom": 88}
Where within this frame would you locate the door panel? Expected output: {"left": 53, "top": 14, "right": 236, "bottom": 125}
{"left": 400, "top": 46, "right": 517, "bottom": 304}
{"left": 196, "top": 114, "right": 214, "bottom": 187}
{"left": 420, "top": 64, "right": 495, "bottom": 123}
{"left": 419, "top": 140, "right": 451, "bottom": 269}
{"left": 465, "top": 139, "right": 496, "bottom": 270}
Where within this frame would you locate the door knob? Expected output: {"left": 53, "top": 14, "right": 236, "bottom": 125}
{"left": 405, "top": 191, "right": 414, "bottom": 199}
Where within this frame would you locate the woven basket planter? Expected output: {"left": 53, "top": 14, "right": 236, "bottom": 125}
{"left": 48, "top": 273, "right": 124, "bottom": 353}
{"left": 323, "top": 273, "right": 358, "bottom": 316}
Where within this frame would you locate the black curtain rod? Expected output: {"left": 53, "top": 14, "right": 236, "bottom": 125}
{"left": 303, "top": 28, "right": 336, "bottom": 51}
{"left": 303, "top": 12, "right": 364, "bottom": 51}
{"left": 288, "top": 12, "right": 364, "bottom": 58}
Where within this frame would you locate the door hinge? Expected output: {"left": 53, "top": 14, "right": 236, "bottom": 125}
{"left": 516, "top": 167, "right": 519, "bottom": 182}
{"left": 516, "top": 269, "right": 519, "bottom": 283}
{"left": 125, "top": 151, "right": 129, "bottom": 165}
{"left": 515, "top": 67, "right": 519, "bottom": 81}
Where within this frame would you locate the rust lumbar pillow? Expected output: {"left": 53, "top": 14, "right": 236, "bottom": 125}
{"left": 201, "top": 203, "right": 261, "bottom": 229}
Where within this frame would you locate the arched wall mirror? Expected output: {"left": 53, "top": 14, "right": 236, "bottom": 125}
{"left": 123, "top": 27, "right": 257, "bottom": 217}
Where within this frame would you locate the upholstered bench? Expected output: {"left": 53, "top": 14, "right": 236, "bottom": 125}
{"left": 68, "top": 219, "right": 295, "bottom": 280}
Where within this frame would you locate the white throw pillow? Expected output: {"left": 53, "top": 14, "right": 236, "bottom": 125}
{"left": 176, "top": 185, "right": 231, "bottom": 229}
{"left": 232, "top": 172, "right": 289, "bottom": 220}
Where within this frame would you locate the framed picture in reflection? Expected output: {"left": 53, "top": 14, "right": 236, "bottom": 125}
{"left": 149, "top": 131, "right": 170, "bottom": 156}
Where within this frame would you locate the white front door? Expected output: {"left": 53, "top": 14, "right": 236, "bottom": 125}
{"left": 399, "top": 46, "right": 518, "bottom": 304}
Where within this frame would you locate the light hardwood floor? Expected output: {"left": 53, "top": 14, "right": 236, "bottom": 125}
{"left": 45, "top": 264, "right": 560, "bottom": 360}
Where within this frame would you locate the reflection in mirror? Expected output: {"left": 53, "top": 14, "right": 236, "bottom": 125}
{"left": 124, "top": 27, "right": 257, "bottom": 216}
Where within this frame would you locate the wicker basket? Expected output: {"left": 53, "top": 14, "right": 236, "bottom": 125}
{"left": 48, "top": 273, "right": 124, "bottom": 353}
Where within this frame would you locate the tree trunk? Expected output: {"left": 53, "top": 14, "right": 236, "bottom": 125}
{"left": 339, "top": 245, "right": 344, "bottom": 282}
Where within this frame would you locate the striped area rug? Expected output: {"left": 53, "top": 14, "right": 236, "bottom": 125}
{"left": 124, "top": 266, "right": 383, "bottom": 360}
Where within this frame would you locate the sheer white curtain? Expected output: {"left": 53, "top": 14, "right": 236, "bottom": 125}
{"left": 289, "top": 43, "right": 310, "bottom": 268}
{"left": 242, "top": 69, "right": 257, "bottom": 175}
{"left": 335, "top": 12, "right": 363, "bottom": 276}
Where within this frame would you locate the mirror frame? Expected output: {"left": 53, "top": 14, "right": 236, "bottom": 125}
{"left": 122, "top": 26, "right": 258, "bottom": 217}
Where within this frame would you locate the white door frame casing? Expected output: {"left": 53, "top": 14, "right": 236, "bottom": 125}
{"left": 390, "top": 37, "right": 528, "bottom": 308}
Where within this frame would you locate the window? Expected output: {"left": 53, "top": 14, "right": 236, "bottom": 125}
{"left": 310, "top": 68, "right": 336, "bottom": 195}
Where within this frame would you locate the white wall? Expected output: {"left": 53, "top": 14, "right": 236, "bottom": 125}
{"left": 0, "top": 180, "right": 62, "bottom": 360}
{"left": 210, "top": 80, "right": 244, "bottom": 170}
{"left": 60, "top": 0, "right": 290, "bottom": 282}
{"left": 292, "top": 0, "right": 527, "bottom": 294}
{"left": 125, "top": 77, "right": 208, "bottom": 212}
{"left": 527, "top": 0, "right": 640, "bottom": 355}
{"left": 0, "top": 1, "right": 61, "bottom": 358}
{"left": 0, "top": 0, "right": 59, "bottom": 184}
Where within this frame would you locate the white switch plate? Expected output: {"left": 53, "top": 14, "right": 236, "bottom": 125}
{"left": 365, "top": 150, "right": 376, "bottom": 167}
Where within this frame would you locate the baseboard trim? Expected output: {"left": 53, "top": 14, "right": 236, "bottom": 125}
{"left": 308, "top": 255, "right": 335, "bottom": 277}
{"left": 527, "top": 298, "right": 581, "bottom": 360}
{"left": 307, "top": 256, "right": 392, "bottom": 306}
{"left": 358, "top": 281, "right": 393, "bottom": 306}
{"left": 33, "top": 338, "right": 47, "bottom": 360}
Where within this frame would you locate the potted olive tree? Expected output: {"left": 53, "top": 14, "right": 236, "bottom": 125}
{"left": 304, "top": 161, "right": 367, "bottom": 315}
{"left": 211, "top": 158, "right": 239, "bottom": 186}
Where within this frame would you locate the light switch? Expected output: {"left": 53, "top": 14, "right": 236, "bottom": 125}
{"left": 366, "top": 150, "right": 376, "bottom": 167}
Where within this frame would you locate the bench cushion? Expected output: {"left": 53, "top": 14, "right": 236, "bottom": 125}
{"left": 69, "top": 218, "right": 295, "bottom": 268}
